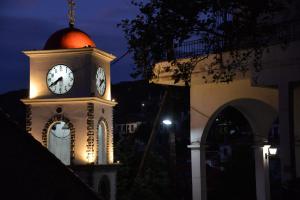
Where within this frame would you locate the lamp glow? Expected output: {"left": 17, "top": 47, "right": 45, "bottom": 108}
{"left": 108, "top": 150, "right": 114, "bottom": 164}
{"left": 162, "top": 119, "right": 172, "bottom": 126}
{"left": 30, "top": 84, "right": 39, "bottom": 98}
{"left": 86, "top": 152, "right": 95, "bottom": 164}
{"left": 269, "top": 147, "right": 277, "bottom": 156}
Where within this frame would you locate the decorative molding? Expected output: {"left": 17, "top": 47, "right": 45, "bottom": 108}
{"left": 21, "top": 97, "right": 117, "bottom": 107}
{"left": 111, "top": 111, "right": 114, "bottom": 163}
{"left": 41, "top": 114, "right": 75, "bottom": 163}
{"left": 87, "top": 103, "right": 95, "bottom": 163}
{"left": 25, "top": 105, "right": 32, "bottom": 134}
{"left": 23, "top": 47, "right": 116, "bottom": 61}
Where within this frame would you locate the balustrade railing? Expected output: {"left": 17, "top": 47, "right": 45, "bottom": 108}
{"left": 172, "top": 20, "right": 300, "bottom": 59}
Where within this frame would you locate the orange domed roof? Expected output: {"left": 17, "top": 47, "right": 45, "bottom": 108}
{"left": 44, "top": 27, "right": 96, "bottom": 50}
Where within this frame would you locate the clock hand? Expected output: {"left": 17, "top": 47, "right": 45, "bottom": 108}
{"left": 58, "top": 77, "right": 63, "bottom": 85}
{"left": 49, "top": 77, "right": 63, "bottom": 87}
{"left": 100, "top": 79, "right": 104, "bottom": 86}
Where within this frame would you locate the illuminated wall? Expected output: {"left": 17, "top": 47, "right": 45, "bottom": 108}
{"left": 24, "top": 48, "right": 114, "bottom": 100}
{"left": 22, "top": 48, "right": 116, "bottom": 166}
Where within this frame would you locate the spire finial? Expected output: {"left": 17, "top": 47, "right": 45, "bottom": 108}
{"left": 68, "top": 0, "right": 75, "bottom": 27}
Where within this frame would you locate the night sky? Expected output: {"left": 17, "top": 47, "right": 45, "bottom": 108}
{"left": 0, "top": 0, "right": 138, "bottom": 94}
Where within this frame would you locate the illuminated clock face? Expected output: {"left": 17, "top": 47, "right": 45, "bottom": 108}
{"left": 96, "top": 67, "right": 106, "bottom": 96}
{"left": 47, "top": 64, "right": 74, "bottom": 94}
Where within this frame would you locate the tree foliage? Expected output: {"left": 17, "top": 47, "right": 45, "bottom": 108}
{"left": 116, "top": 125, "right": 172, "bottom": 200}
{"left": 119, "top": 0, "right": 291, "bottom": 84}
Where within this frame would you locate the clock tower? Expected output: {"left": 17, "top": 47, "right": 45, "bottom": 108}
{"left": 21, "top": 3, "right": 118, "bottom": 199}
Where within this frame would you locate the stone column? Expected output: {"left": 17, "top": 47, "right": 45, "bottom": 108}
{"left": 254, "top": 145, "right": 271, "bottom": 200}
{"left": 188, "top": 142, "right": 206, "bottom": 200}
{"left": 279, "top": 82, "right": 296, "bottom": 183}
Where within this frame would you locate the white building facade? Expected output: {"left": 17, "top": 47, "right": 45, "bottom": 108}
{"left": 153, "top": 21, "right": 300, "bottom": 200}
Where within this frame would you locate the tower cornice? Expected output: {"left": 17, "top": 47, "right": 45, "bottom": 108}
{"left": 23, "top": 48, "right": 116, "bottom": 62}
{"left": 21, "top": 97, "right": 117, "bottom": 107}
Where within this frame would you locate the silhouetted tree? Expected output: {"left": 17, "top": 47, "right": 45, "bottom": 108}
{"left": 119, "top": 0, "right": 291, "bottom": 84}
{"left": 116, "top": 125, "right": 172, "bottom": 200}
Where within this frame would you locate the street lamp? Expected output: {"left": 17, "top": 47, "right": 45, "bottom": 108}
{"left": 162, "top": 118, "right": 176, "bottom": 195}
{"left": 162, "top": 119, "right": 172, "bottom": 126}
{"left": 268, "top": 146, "right": 278, "bottom": 156}
{"left": 264, "top": 145, "right": 278, "bottom": 159}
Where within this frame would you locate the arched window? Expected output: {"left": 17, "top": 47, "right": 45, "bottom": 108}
{"left": 98, "top": 175, "right": 111, "bottom": 200}
{"left": 98, "top": 121, "right": 107, "bottom": 164}
{"left": 48, "top": 121, "right": 71, "bottom": 165}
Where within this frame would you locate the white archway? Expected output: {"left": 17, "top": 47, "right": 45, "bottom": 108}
{"left": 48, "top": 121, "right": 71, "bottom": 165}
{"left": 193, "top": 98, "right": 278, "bottom": 200}
{"left": 97, "top": 120, "right": 108, "bottom": 164}
{"left": 202, "top": 99, "right": 278, "bottom": 144}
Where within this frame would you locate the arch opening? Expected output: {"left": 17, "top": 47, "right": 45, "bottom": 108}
{"left": 205, "top": 106, "right": 256, "bottom": 200}
{"left": 48, "top": 121, "right": 71, "bottom": 165}
{"left": 98, "top": 120, "right": 108, "bottom": 164}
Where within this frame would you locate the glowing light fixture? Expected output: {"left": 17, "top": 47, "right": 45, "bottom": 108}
{"left": 268, "top": 147, "right": 277, "bottom": 156}
{"left": 162, "top": 119, "right": 172, "bottom": 126}
{"left": 264, "top": 145, "right": 277, "bottom": 159}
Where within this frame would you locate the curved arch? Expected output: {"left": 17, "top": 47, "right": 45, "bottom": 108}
{"left": 205, "top": 106, "right": 257, "bottom": 200}
{"left": 42, "top": 114, "right": 75, "bottom": 163}
{"left": 201, "top": 98, "right": 278, "bottom": 145}
{"left": 96, "top": 117, "right": 110, "bottom": 164}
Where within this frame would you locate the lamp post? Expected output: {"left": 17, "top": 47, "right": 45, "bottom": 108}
{"left": 162, "top": 119, "right": 175, "bottom": 161}
{"left": 162, "top": 118, "right": 177, "bottom": 198}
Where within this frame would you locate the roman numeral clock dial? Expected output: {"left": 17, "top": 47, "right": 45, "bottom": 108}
{"left": 47, "top": 64, "right": 74, "bottom": 94}
{"left": 96, "top": 67, "right": 106, "bottom": 96}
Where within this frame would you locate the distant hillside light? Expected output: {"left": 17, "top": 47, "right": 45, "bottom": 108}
{"left": 162, "top": 119, "right": 172, "bottom": 126}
